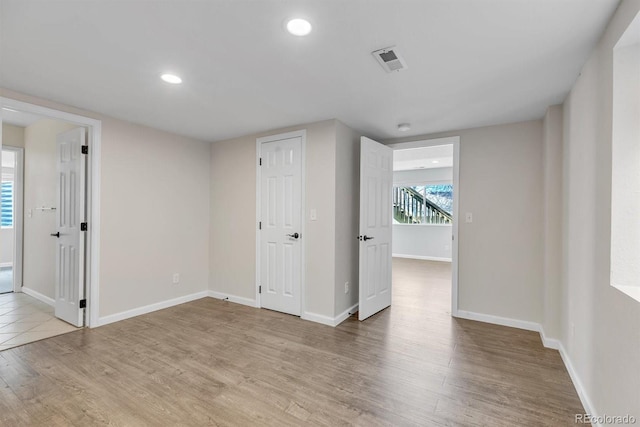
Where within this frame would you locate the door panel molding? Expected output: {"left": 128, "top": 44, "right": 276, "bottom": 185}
{"left": 358, "top": 136, "right": 394, "bottom": 320}
{"left": 55, "top": 127, "right": 86, "bottom": 327}
{"left": 256, "top": 130, "right": 306, "bottom": 316}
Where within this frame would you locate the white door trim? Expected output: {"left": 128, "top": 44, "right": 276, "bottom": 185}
{"left": 1, "top": 97, "right": 102, "bottom": 328}
{"left": 255, "top": 130, "right": 306, "bottom": 315}
{"left": 1, "top": 145, "right": 24, "bottom": 292}
{"left": 387, "top": 136, "right": 460, "bottom": 316}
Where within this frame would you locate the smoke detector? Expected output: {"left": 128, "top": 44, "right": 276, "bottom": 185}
{"left": 372, "top": 46, "right": 408, "bottom": 73}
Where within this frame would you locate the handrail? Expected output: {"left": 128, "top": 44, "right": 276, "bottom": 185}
{"left": 393, "top": 186, "right": 452, "bottom": 224}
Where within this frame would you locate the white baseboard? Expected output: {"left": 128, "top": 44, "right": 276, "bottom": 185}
{"left": 334, "top": 303, "right": 358, "bottom": 326}
{"left": 455, "top": 310, "right": 541, "bottom": 332}
{"left": 97, "top": 291, "right": 208, "bottom": 327}
{"left": 539, "top": 326, "right": 560, "bottom": 350}
{"left": 302, "top": 303, "right": 358, "bottom": 327}
{"left": 558, "top": 343, "right": 600, "bottom": 427}
{"left": 208, "top": 291, "right": 257, "bottom": 308}
{"left": 392, "top": 254, "right": 452, "bottom": 262}
{"left": 456, "top": 310, "right": 562, "bottom": 350}
{"left": 301, "top": 311, "right": 335, "bottom": 326}
{"left": 456, "top": 309, "right": 598, "bottom": 425}
{"left": 21, "top": 287, "right": 55, "bottom": 307}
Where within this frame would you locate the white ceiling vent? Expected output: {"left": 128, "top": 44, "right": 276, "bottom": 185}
{"left": 372, "top": 46, "right": 408, "bottom": 73}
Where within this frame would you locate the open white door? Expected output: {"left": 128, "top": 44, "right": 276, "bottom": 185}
{"left": 358, "top": 136, "right": 393, "bottom": 320}
{"left": 54, "top": 127, "right": 86, "bottom": 327}
{"left": 258, "top": 134, "right": 303, "bottom": 316}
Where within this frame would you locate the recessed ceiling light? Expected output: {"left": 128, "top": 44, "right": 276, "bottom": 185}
{"left": 161, "top": 73, "right": 182, "bottom": 84}
{"left": 286, "top": 18, "right": 312, "bottom": 36}
{"left": 432, "top": 160, "right": 440, "bottom": 164}
{"left": 397, "top": 123, "right": 411, "bottom": 132}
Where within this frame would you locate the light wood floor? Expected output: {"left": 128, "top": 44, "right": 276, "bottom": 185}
{"left": 0, "top": 258, "right": 583, "bottom": 426}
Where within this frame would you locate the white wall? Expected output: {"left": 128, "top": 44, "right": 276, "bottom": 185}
{"left": 0, "top": 229, "right": 12, "bottom": 267}
{"left": 393, "top": 225, "right": 451, "bottom": 261}
{"left": 98, "top": 117, "right": 210, "bottom": 317}
{"left": 1, "top": 123, "right": 25, "bottom": 148}
{"left": 0, "top": 88, "right": 211, "bottom": 319}
{"left": 393, "top": 167, "right": 452, "bottom": 185}
{"left": 210, "top": 120, "right": 338, "bottom": 319}
{"left": 542, "top": 105, "right": 563, "bottom": 341}
{"left": 387, "top": 120, "right": 544, "bottom": 324}
{"left": 23, "top": 119, "right": 77, "bottom": 299}
{"left": 561, "top": 0, "right": 640, "bottom": 419}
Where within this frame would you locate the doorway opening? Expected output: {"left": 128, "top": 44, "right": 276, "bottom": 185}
{"left": 0, "top": 97, "right": 102, "bottom": 335}
{"left": 389, "top": 137, "right": 459, "bottom": 316}
{"left": 1, "top": 146, "right": 23, "bottom": 294}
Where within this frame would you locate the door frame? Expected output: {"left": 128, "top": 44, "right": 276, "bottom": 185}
{"left": 1, "top": 145, "right": 24, "bottom": 292}
{"left": 388, "top": 136, "right": 460, "bottom": 316}
{"left": 255, "top": 130, "right": 306, "bottom": 314}
{"left": 0, "top": 97, "right": 102, "bottom": 327}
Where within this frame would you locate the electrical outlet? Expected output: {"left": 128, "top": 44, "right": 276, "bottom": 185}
{"left": 172, "top": 273, "right": 180, "bottom": 284}
{"left": 344, "top": 282, "right": 349, "bottom": 294}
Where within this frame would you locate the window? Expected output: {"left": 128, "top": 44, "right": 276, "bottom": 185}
{"left": 393, "top": 184, "right": 452, "bottom": 224}
{"left": 611, "top": 10, "right": 640, "bottom": 302}
{"left": 1, "top": 181, "right": 13, "bottom": 228}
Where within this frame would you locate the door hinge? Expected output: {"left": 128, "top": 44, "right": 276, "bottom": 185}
{"left": 259, "top": 157, "right": 262, "bottom": 166}
{"left": 259, "top": 285, "right": 262, "bottom": 294}
{"left": 80, "top": 222, "right": 88, "bottom": 231}
{"left": 259, "top": 221, "right": 262, "bottom": 230}
{"left": 81, "top": 146, "right": 89, "bottom": 155}
{"left": 79, "top": 299, "right": 86, "bottom": 309}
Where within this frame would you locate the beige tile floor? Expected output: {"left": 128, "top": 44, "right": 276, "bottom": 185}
{"left": 0, "top": 292, "right": 79, "bottom": 351}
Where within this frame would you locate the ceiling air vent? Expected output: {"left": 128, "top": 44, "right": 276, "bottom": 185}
{"left": 372, "top": 46, "right": 408, "bottom": 73}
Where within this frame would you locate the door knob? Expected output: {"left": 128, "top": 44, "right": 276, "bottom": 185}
{"left": 286, "top": 232, "right": 300, "bottom": 239}
{"left": 50, "top": 232, "right": 60, "bottom": 238}
{"left": 363, "top": 235, "right": 374, "bottom": 241}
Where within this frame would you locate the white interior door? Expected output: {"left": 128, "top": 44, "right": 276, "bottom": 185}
{"left": 259, "top": 135, "right": 302, "bottom": 316}
{"left": 54, "top": 127, "right": 86, "bottom": 327}
{"left": 358, "top": 136, "right": 393, "bottom": 320}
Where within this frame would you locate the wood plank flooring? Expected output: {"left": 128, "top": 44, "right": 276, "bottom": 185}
{"left": 0, "top": 258, "right": 583, "bottom": 426}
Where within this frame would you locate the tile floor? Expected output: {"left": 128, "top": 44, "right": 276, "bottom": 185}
{"left": 0, "top": 292, "right": 79, "bottom": 351}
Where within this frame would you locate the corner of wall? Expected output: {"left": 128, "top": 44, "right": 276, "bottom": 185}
{"left": 541, "top": 104, "right": 564, "bottom": 341}
{"left": 333, "top": 121, "right": 360, "bottom": 318}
